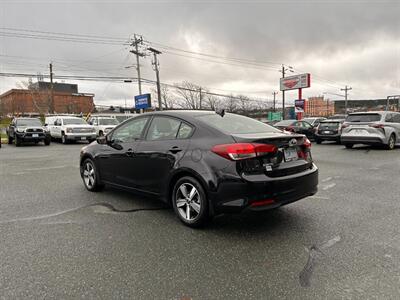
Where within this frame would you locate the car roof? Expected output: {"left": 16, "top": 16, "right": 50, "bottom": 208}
{"left": 15, "top": 117, "right": 39, "bottom": 120}
{"left": 149, "top": 110, "right": 216, "bottom": 117}
{"left": 321, "top": 119, "right": 344, "bottom": 122}
{"left": 348, "top": 111, "right": 387, "bottom": 115}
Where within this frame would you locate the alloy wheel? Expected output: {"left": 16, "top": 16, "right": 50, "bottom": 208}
{"left": 175, "top": 183, "right": 201, "bottom": 221}
{"left": 83, "top": 161, "right": 96, "bottom": 189}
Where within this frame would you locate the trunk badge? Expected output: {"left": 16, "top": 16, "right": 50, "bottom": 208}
{"left": 289, "top": 138, "right": 297, "bottom": 146}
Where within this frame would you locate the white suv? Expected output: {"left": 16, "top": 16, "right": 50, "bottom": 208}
{"left": 45, "top": 116, "right": 96, "bottom": 144}
{"left": 88, "top": 116, "right": 119, "bottom": 136}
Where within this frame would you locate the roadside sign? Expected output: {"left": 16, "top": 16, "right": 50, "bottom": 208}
{"left": 280, "top": 73, "right": 311, "bottom": 91}
{"left": 295, "top": 99, "right": 305, "bottom": 112}
{"left": 268, "top": 112, "right": 282, "bottom": 121}
{"left": 134, "top": 93, "right": 151, "bottom": 110}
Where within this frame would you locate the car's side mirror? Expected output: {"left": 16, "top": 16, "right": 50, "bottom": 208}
{"left": 97, "top": 136, "right": 107, "bottom": 145}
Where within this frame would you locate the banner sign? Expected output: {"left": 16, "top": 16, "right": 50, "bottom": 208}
{"left": 295, "top": 99, "right": 305, "bottom": 113}
{"left": 280, "top": 73, "right": 311, "bottom": 91}
{"left": 134, "top": 93, "right": 151, "bottom": 110}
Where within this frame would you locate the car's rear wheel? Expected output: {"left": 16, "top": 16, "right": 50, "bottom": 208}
{"left": 81, "top": 159, "right": 103, "bottom": 192}
{"left": 8, "top": 136, "right": 13, "bottom": 144}
{"left": 44, "top": 137, "right": 51, "bottom": 146}
{"left": 172, "top": 176, "right": 209, "bottom": 228}
{"left": 316, "top": 139, "right": 322, "bottom": 144}
{"left": 386, "top": 134, "right": 396, "bottom": 150}
{"left": 344, "top": 143, "right": 353, "bottom": 149}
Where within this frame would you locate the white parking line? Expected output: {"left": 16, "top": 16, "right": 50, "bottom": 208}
{"left": 322, "top": 183, "right": 336, "bottom": 190}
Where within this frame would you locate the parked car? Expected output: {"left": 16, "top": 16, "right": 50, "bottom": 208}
{"left": 80, "top": 111, "right": 318, "bottom": 227}
{"left": 88, "top": 116, "right": 119, "bottom": 136}
{"left": 315, "top": 119, "right": 344, "bottom": 144}
{"left": 274, "top": 119, "right": 315, "bottom": 140}
{"left": 341, "top": 111, "right": 400, "bottom": 149}
{"left": 327, "top": 114, "right": 347, "bottom": 120}
{"left": 45, "top": 115, "right": 96, "bottom": 144}
{"left": 6, "top": 117, "right": 51, "bottom": 147}
{"left": 302, "top": 117, "right": 326, "bottom": 128}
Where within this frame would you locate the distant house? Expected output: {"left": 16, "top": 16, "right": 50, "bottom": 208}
{"left": 0, "top": 82, "right": 94, "bottom": 116}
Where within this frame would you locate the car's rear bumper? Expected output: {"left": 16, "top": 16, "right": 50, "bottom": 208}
{"left": 315, "top": 133, "right": 341, "bottom": 141}
{"left": 210, "top": 164, "right": 318, "bottom": 213}
{"left": 340, "top": 135, "right": 385, "bottom": 145}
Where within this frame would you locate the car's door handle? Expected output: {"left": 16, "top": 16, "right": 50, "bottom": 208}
{"left": 126, "top": 148, "right": 135, "bottom": 157}
{"left": 169, "top": 146, "right": 182, "bottom": 154}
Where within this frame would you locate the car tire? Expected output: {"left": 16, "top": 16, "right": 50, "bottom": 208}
{"left": 172, "top": 176, "right": 209, "bottom": 228}
{"left": 61, "top": 132, "right": 68, "bottom": 144}
{"left": 44, "top": 137, "right": 51, "bottom": 146}
{"left": 336, "top": 138, "right": 341, "bottom": 145}
{"left": 81, "top": 158, "right": 104, "bottom": 192}
{"left": 386, "top": 134, "right": 396, "bottom": 150}
{"left": 8, "top": 136, "right": 13, "bottom": 144}
{"left": 316, "top": 139, "right": 322, "bottom": 144}
{"left": 344, "top": 143, "right": 353, "bottom": 149}
{"left": 15, "top": 136, "right": 21, "bottom": 147}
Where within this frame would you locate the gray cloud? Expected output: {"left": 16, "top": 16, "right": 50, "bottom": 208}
{"left": 1, "top": 0, "right": 399, "bottom": 106}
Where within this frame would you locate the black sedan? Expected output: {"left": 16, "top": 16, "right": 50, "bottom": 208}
{"left": 80, "top": 111, "right": 318, "bottom": 227}
{"left": 274, "top": 119, "right": 316, "bottom": 140}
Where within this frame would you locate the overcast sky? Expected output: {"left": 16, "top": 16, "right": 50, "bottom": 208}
{"left": 1, "top": 0, "right": 399, "bottom": 107}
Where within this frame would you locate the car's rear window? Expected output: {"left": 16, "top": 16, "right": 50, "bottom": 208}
{"left": 319, "top": 122, "right": 340, "bottom": 128}
{"left": 197, "top": 113, "right": 280, "bottom": 134}
{"left": 346, "top": 114, "right": 381, "bottom": 122}
{"left": 274, "top": 120, "right": 295, "bottom": 126}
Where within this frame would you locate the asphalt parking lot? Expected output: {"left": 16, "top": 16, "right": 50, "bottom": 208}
{"left": 0, "top": 141, "right": 399, "bottom": 299}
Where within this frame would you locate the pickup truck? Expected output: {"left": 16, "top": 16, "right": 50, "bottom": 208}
{"left": 7, "top": 117, "right": 51, "bottom": 147}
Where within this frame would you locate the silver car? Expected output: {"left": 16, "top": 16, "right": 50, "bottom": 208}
{"left": 341, "top": 111, "right": 400, "bottom": 150}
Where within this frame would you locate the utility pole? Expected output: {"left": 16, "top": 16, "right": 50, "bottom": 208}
{"left": 49, "top": 62, "right": 54, "bottom": 114}
{"left": 272, "top": 91, "right": 278, "bottom": 112}
{"left": 148, "top": 47, "right": 162, "bottom": 111}
{"left": 341, "top": 85, "right": 352, "bottom": 114}
{"left": 130, "top": 34, "right": 145, "bottom": 112}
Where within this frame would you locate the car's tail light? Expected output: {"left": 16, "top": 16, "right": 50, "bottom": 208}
{"left": 286, "top": 126, "right": 295, "bottom": 132}
{"left": 212, "top": 143, "right": 277, "bottom": 161}
{"left": 369, "top": 123, "right": 384, "bottom": 129}
{"left": 298, "top": 137, "right": 312, "bottom": 161}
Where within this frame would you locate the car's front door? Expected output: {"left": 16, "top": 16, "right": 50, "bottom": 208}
{"left": 135, "top": 116, "right": 194, "bottom": 195}
{"left": 97, "top": 116, "right": 150, "bottom": 188}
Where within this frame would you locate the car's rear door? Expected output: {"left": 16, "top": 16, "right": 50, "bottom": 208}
{"left": 134, "top": 116, "right": 193, "bottom": 195}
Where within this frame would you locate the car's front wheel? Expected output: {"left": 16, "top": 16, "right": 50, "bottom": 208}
{"left": 61, "top": 133, "right": 68, "bottom": 144}
{"left": 15, "top": 136, "right": 21, "bottom": 147}
{"left": 172, "top": 176, "right": 209, "bottom": 228}
{"left": 81, "top": 159, "right": 104, "bottom": 192}
{"left": 8, "top": 136, "right": 13, "bottom": 144}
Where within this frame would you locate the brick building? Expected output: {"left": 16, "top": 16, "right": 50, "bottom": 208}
{"left": 305, "top": 96, "right": 334, "bottom": 117}
{"left": 0, "top": 86, "right": 94, "bottom": 116}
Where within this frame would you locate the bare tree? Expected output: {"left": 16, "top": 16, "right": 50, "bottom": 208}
{"left": 174, "top": 81, "right": 202, "bottom": 110}
{"left": 224, "top": 94, "right": 238, "bottom": 113}
{"left": 205, "top": 94, "right": 220, "bottom": 111}
{"left": 237, "top": 94, "right": 252, "bottom": 114}
{"left": 151, "top": 85, "right": 176, "bottom": 110}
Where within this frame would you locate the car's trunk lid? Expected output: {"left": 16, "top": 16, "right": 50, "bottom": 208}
{"left": 230, "top": 132, "right": 312, "bottom": 177}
